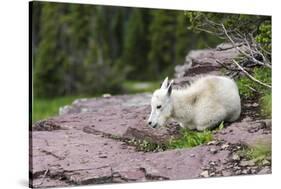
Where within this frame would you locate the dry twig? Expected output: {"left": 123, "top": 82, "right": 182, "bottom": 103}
{"left": 232, "top": 60, "right": 271, "bottom": 88}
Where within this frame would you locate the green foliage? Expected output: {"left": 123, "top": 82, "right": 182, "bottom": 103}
{"left": 168, "top": 128, "right": 213, "bottom": 148}
{"left": 32, "top": 96, "right": 85, "bottom": 122}
{"left": 237, "top": 67, "right": 271, "bottom": 98}
{"left": 238, "top": 144, "right": 271, "bottom": 164}
{"left": 260, "top": 92, "right": 272, "bottom": 118}
{"left": 256, "top": 20, "right": 272, "bottom": 53}
{"left": 186, "top": 12, "right": 269, "bottom": 37}
{"left": 32, "top": 2, "right": 270, "bottom": 99}
{"left": 120, "top": 9, "right": 151, "bottom": 80}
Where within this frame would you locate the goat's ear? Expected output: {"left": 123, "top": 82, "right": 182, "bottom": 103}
{"left": 167, "top": 80, "right": 174, "bottom": 96}
{"left": 160, "top": 77, "right": 169, "bottom": 89}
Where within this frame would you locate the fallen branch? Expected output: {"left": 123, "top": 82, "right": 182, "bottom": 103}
{"left": 232, "top": 60, "right": 272, "bottom": 89}
{"left": 39, "top": 169, "right": 49, "bottom": 186}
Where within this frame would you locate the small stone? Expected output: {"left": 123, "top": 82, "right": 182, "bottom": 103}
{"left": 102, "top": 93, "right": 111, "bottom": 98}
{"left": 221, "top": 144, "right": 229, "bottom": 150}
{"left": 242, "top": 117, "right": 253, "bottom": 122}
{"left": 200, "top": 170, "right": 209, "bottom": 178}
{"left": 99, "top": 155, "right": 107, "bottom": 158}
{"left": 233, "top": 166, "right": 241, "bottom": 170}
{"left": 222, "top": 170, "right": 232, "bottom": 176}
{"left": 262, "top": 159, "right": 270, "bottom": 166}
{"left": 190, "top": 154, "right": 195, "bottom": 157}
{"left": 235, "top": 170, "right": 242, "bottom": 175}
{"left": 210, "top": 172, "right": 216, "bottom": 176}
{"left": 210, "top": 148, "right": 218, "bottom": 154}
{"left": 252, "top": 103, "right": 259, "bottom": 107}
{"left": 242, "top": 169, "right": 248, "bottom": 174}
{"left": 258, "top": 167, "right": 271, "bottom": 174}
{"left": 226, "top": 164, "right": 234, "bottom": 169}
{"left": 240, "top": 160, "right": 255, "bottom": 167}
{"left": 81, "top": 108, "right": 88, "bottom": 113}
{"left": 207, "top": 141, "right": 217, "bottom": 145}
{"left": 250, "top": 169, "right": 257, "bottom": 174}
{"left": 232, "top": 154, "right": 240, "bottom": 161}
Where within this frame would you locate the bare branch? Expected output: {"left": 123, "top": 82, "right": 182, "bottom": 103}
{"left": 232, "top": 60, "right": 271, "bottom": 88}
{"left": 221, "top": 24, "right": 272, "bottom": 69}
{"left": 215, "top": 59, "right": 240, "bottom": 71}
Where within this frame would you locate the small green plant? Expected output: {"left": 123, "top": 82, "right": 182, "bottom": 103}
{"left": 218, "top": 121, "right": 224, "bottom": 130}
{"left": 168, "top": 128, "right": 213, "bottom": 149}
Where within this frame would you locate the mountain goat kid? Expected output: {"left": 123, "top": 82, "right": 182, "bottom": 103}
{"left": 148, "top": 76, "right": 241, "bottom": 131}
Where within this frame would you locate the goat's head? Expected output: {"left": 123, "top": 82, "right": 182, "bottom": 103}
{"left": 148, "top": 77, "right": 174, "bottom": 128}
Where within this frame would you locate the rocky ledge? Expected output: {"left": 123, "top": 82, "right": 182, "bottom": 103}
{"left": 30, "top": 93, "right": 271, "bottom": 188}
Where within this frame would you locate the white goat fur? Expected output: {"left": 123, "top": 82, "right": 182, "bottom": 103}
{"left": 148, "top": 75, "right": 241, "bottom": 131}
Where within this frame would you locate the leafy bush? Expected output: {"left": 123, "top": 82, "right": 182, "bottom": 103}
{"left": 256, "top": 20, "right": 272, "bottom": 53}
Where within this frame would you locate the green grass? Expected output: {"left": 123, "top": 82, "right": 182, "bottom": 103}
{"left": 167, "top": 128, "right": 213, "bottom": 149}
{"left": 238, "top": 144, "right": 271, "bottom": 164}
{"left": 32, "top": 96, "right": 86, "bottom": 123}
{"left": 236, "top": 67, "right": 272, "bottom": 118}
{"left": 260, "top": 92, "right": 272, "bottom": 118}
{"left": 32, "top": 80, "right": 160, "bottom": 123}
{"left": 125, "top": 128, "right": 213, "bottom": 152}
{"left": 237, "top": 67, "right": 271, "bottom": 98}
{"left": 122, "top": 80, "right": 160, "bottom": 94}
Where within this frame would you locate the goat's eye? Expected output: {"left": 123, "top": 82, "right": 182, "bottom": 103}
{"left": 156, "top": 105, "right": 162, "bottom": 109}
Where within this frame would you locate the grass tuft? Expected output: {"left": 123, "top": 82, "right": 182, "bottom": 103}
{"left": 167, "top": 128, "right": 213, "bottom": 149}
{"left": 260, "top": 92, "right": 272, "bottom": 118}
{"left": 238, "top": 144, "right": 271, "bottom": 164}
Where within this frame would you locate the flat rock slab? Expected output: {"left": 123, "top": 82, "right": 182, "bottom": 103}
{"left": 30, "top": 128, "right": 230, "bottom": 188}
{"left": 31, "top": 94, "right": 271, "bottom": 188}
{"left": 33, "top": 94, "right": 177, "bottom": 144}
{"left": 215, "top": 120, "right": 272, "bottom": 149}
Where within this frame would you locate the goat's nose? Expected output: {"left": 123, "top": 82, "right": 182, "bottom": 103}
{"left": 148, "top": 121, "right": 152, "bottom": 125}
